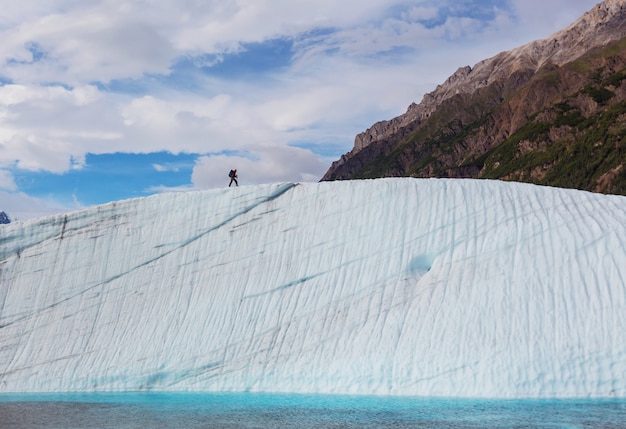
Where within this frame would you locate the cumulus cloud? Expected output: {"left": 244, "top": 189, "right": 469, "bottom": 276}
{"left": 0, "top": 189, "right": 69, "bottom": 220}
{"left": 0, "top": 3, "right": 175, "bottom": 84}
{"left": 0, "top": 83, "right": 121, "bottom": 172}
{"left": 511, "top": 0, "right": 602, "bottom": 32}
{"left": 0, "top": 169, "right": 17, "bottom": 191}
{"left": 191, "top": 144, "right": 328, "bottom": 189}
{"left": 0, "top": 0, "right": 601, "bottom": 218}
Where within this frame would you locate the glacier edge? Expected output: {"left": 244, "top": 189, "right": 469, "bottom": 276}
{"left": 0, "top": 178, "right": 625, "bottom": 398}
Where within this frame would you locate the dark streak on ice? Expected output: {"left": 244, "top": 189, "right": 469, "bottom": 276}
{"left": 0, "top": 183, "right": 298, "bottom": 330}
{"left": 242, "top": 273, "right": 324, "bottom": 300}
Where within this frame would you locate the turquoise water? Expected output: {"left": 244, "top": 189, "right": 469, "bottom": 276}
{"left": 0, "top": 393, "right": 625, "bottom": 428}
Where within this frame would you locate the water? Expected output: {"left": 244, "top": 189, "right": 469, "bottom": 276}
{"left": 0, "top": 393, "right": 625, "bottom": 428}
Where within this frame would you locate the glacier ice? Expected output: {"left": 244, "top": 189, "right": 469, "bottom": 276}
{"left": 0, "top": 178, "right": 625, "bottom": 397}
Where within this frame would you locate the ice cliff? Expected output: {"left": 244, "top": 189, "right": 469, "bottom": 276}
{"left": 1, "top": 179, "right": 625, "bottom": 397}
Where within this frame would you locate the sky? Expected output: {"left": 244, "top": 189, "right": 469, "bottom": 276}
{"left": 0, "top": 0, "right": 601, "bottom": 220}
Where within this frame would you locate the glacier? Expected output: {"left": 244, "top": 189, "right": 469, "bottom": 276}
{"left": 0, "top": 178, "right": 625, "bottom": 398}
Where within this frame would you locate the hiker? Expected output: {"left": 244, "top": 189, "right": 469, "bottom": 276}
{"left": 228, "top": 169, "right": 238, "bottom": 187}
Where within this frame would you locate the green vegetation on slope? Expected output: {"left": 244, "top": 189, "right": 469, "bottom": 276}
{"left": 330, "top": 36, "right": 626, "bottom": 195}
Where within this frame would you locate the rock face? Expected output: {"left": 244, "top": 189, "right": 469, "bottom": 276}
{"left": 322, "top": 0, "right": 626, "bottom": 194}
{"left": 0, "top": 212, "right": 10, "bottom": 224}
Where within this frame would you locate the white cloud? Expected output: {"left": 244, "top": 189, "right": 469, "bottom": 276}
{"left": 0, "top": 0, "right": 603, "bottom": 214}
{"left": 0, "top": 84, "right": 123, "bottom": 172}
{"left": 0, "top": 189, "right": 70, "bottom": 220}
{"left": 0, "top": 169, "right": 17, "bottom": 191}
{"left": 0, "top": 0, "right": 409, "bottom": 86}
{"left": 0, "top": 3, "right": 176, "bottom": 85}
{"left": 0, "top": 84, "right": 97, "bottom": 106}
{"left": 2, "top": 135, "right": 75, "bottom": 173}
{"left": 0, "top": 0, "right": 601, "bottom": 88}
{"left": 511, "top": 0, "right": 601, "bottom": 34}
{"left": 401, "top": 5, "right": 440, "bottom": 22}
{"left": 172, "top": 0, "right": 406, "bottom": 54}
{"left": 191, "top": 144, "right": 328, "bottom": 189}
{"left": 153, "top": 163, "right": 178, "bottom": 173}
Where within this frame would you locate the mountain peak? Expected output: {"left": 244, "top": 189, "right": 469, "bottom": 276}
{"left": 322, "top": 0, "right": 626, "bottom": 192}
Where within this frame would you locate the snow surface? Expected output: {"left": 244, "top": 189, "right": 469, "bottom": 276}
{"left": 1, "top": 178, "right": 625, "bottom": 398}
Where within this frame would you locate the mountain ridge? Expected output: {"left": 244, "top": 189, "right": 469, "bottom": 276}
{"left": 322, "top": 0, "right": 626, "bottom": 194}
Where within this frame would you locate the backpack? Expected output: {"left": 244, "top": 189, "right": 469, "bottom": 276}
{"left": 229, "top": 170, "right": 235, "bottom": 178}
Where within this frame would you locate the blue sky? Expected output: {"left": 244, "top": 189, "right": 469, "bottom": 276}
{"left": 0, "top": 0, "right": 600, "bottom": 220}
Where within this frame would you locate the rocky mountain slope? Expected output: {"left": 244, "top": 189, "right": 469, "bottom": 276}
{"left": 322, "top": 0, "right": 626, "bottom": 195}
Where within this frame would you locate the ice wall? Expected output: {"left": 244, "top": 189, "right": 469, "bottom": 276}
{"left": 1, "top": 179, "right": 625, "bottom": 397}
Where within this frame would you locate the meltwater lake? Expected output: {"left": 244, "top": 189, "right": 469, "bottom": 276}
{"left": 0, "top": 393, "right": 625, "bottom": 428}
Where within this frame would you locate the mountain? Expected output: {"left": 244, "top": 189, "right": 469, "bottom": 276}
{"left": 1, "top": 180, "right": 625, "bottom": 397}
{"left": 322, "top": 0, "right": 626, "bottom": 195}
{"left": 0, "top": 212, "right": 9, "bottom": 224}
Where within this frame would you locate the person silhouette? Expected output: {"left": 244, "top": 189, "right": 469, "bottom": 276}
{"left": 228, "top": 169, "right": 238, "bottom": 187}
